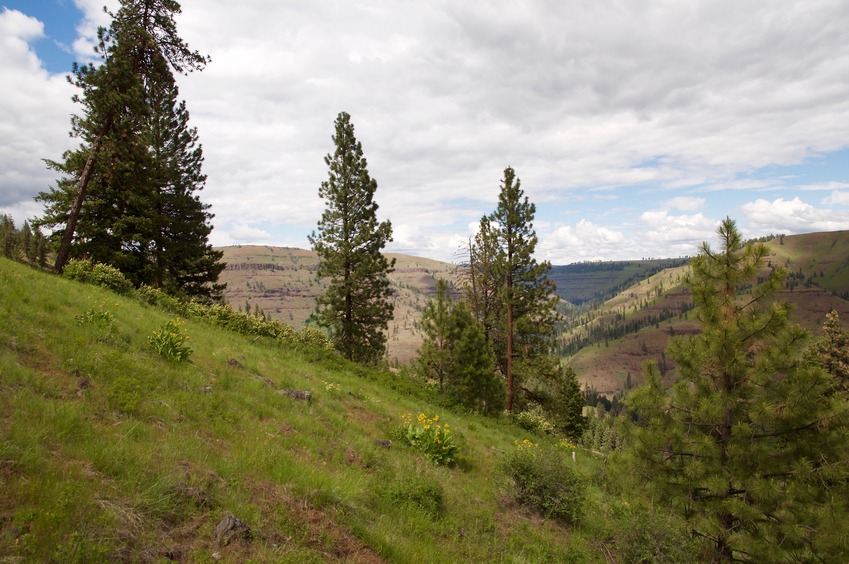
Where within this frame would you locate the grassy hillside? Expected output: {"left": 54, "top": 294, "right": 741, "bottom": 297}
{"left": 217, "top": 246, "right": 458, "bottom": 364}
{"left": 0, "top": 257, "right": 695, "bottom": 562}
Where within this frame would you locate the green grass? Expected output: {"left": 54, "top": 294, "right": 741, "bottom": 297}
{"left": 0, "top": 257, "right": 695, "bottom": 562}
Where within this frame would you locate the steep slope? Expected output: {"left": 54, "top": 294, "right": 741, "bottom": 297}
{"left": 4, "top": 257, "right": 654, "bottom": 561}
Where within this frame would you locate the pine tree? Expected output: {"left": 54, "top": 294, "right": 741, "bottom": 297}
{"left": 419, "top": 279, "right": 454, "bottom": 391}
{"left": 463, "top": 216, "right": 503, "bottom": 347}
{"left": 37, "top": 0, "right": 222, "bottom": 299}
{"left": 489, "top": 167, "right": 559, "bottom": 411}
{"left": 418, "top": 279, "right": 503, "bottom": 412}
{"left": 146, "top": 68, "right": 224, "bottom": 300}
{"left": 623, "top": 218, "right": 849, "bottom": 561}
{"left": 446, "top": 302, "right": 504, "bottom": 413}
{"left": 0, "top": 215, "right": 17, "bottom": 259}
{"left": 309, "top": 112, "right": 395, "bottom": 364}
{"left": 805, "top": 310, "right": 849, "bottom": 390}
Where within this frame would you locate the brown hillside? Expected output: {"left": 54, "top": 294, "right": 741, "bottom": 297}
{"left": 216, "top": 246, "right": 458, "bottom": 363}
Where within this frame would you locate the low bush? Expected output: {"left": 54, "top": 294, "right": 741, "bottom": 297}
{"left": 502, "top": 440, "right": 585, "bottom": 524}
{"left": 137, "top": 285, "right": 333, "bottom": 351}
{"left": 512, "top": 404, "right": 556, "bottom": 435}
{"left": 63, "top": 259, "right": 134, "bottom": 296}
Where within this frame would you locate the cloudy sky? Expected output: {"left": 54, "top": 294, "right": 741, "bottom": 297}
{"left": 2, "top": 0, "right": 849, "bottom": 264}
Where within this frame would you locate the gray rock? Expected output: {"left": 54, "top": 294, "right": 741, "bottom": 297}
{"left": 214, "top": 512, "right": 251, "bottom": 546}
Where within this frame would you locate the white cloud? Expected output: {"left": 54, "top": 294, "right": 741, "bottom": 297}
{"left": 0, "top": 8, "right": 75, "bottom": 217}
{"left": 740, "top": 197, "right": 849, "bottom": 233}
{"left": 228, "top": 223, "right": 273, "bottom": 243}
{"left": 823, "top": 191, "right": 849, "bottom": 206}
{"left": 662, "top": 197, "right": 705, "bottom": 212}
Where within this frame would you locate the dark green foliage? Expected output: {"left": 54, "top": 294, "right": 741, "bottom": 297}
{"left": 37, "top": 0, "right": 222, "bottom": 299}
{"left": 603, "top": 500, "right": 700, "bottom": 563}
{"left": 418, "top": 280, "right": 504, "bottom": 413}
{"left": 445, "top": 303, "right": 505, "bottom": 413}
{"left": 419, "top": 279, "right": 453, "bottom": 391}
{"left": 538, "top": 365, "right": 587, "bottom": 440}
{"left": 623, "top": 218, "right": 849, "bottom": 561}
{"left": 0, "top": 216, "right": 49, "bottom": 266}
{"left": 0, "top": 214, "right": 16, "bottom": 258}
{"left": 805, "top": 310, "right": 849, "bottom": 390}
{"left": 502, "top": 443, "right": 585, "bottom": 524}
{"left": 309, "top": 111, "right": 395, "bottom": 364}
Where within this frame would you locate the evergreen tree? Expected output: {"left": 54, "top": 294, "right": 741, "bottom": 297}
{"left": 146, "top": 68, "right": 224, "bottom": 300}
{"left": 419, "top": 279, "right": 454, "bottom": 391}
{"left": 309, "top": 111, "right": 395, "bottom": 364}
{"left": 418, "top": 279, "right": 504, "bottom": 412}
{"left": 489, "top": 167, "right": 559, "bottom": 411}
{"left": 805, "top": 310, "right": 849, "bottom": 390}
{"left": 0, "top": 215, "right": 17, "bottom": 259}
{"left": 541, "top": 365, "right": 587, "bottom": 440}
{"left": 623, "top": 218, "right": 849, "bottom": 561}
{"left": 446, "top": 302, "right": 504, "bottom": 413}
{"left": 463, "top": 216, "right": 503, "bottom": 347}
{"left": 37, "top": 0, "right": 222, "bottom": 299}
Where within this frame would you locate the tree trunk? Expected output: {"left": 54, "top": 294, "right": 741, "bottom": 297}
{"left": 54, "top": 116, "right": 112, "bottom": 273}
{"left": 506, "top": 264, "right": 514, "bottom": 412}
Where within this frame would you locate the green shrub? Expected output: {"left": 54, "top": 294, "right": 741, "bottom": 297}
{"left": 502, "top": 440, "right": 585, "bottom": 524}
{"left": 607, "top": 500, "right": 699, "bottom": 562}
{"left": 137, "top": 285, "right": 333, "bottom": 351}
{"left": 75, "top": 307, "right": 128, "bottom": 349}
{"left": 148, "top": 318, "right": 192, "bottom": 362}
{"left": 395, "top": 412, "right": 459, "bottom": 465}
{"left": 63, "top": 259, "right": 134, "bottom": 296}
{"left": 512, "top": 404, "right": 556, "bottom": 435}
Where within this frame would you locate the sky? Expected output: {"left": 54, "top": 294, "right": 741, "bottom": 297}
{"left": 1, "top": 0, "right": 849, "bottom": 264}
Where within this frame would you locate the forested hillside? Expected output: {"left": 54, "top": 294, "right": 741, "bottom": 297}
{"left": 563, "top": 231, "right": 849, "bottom": 395}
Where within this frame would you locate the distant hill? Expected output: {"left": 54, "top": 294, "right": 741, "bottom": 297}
{"left": 562, "top": 231, "right": 849, "bottom": 396}
{"left": 548, "top": 258, "right": 689, "bottom": 306}
{"left": 217, "top": 246, "right": 458, "bottom": 364}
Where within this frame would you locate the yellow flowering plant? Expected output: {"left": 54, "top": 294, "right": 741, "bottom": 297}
{"left": 398, "top": 412, "right": 459, "bottom": 465}
{"left": 148, "top": 318, "right": 192, "bottom": 362}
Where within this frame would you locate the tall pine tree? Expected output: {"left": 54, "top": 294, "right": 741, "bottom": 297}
{"left": 309, "top": 112, "right": 395, "bottom": 364}
{"left": 37, "top": 0, "right": 222, "bottom": 299}
{"left": 489, "top": 167, "right": 559, "bottom": 411}
{"left": 624, "top": 218, "right": 849, "bottom": 561}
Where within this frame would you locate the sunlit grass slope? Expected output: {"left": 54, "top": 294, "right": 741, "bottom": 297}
{"left": 0, "top": 257, "right": 695, "bottom": 562}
